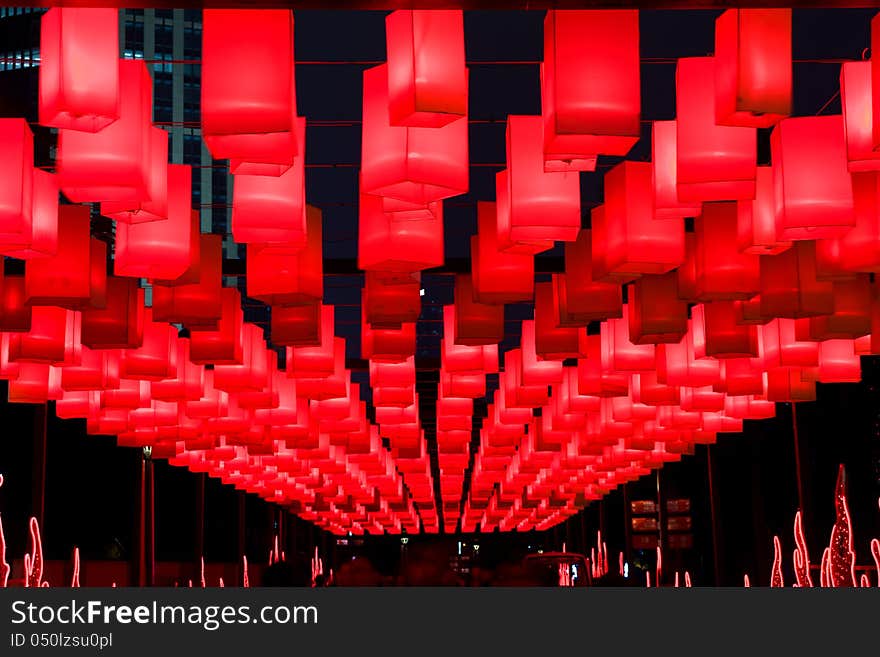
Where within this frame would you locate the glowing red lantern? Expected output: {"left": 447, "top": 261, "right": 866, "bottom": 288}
{"left": 715, "top": 358, "right": 765, "bottom": 396}
{"left": 817, "top": 339, "right": 861, "bottom": 383}
{"left": 502, "top": 115, "right": 580, "bottom": 245}
{"left": 601, "top": 161, "right": 685, "bottom": 276}
{"left": 271, "top": 302, "right": 322, "bottom": 347}
{"left": 556, "top": 229, "right": 622, "bottom": 325}
{"left": 0, "top": 119, "right": 34, "bottom": 246}
{"left": 361, "top": 64, "right": 468, "bottom": 204}
{"left": 766, "top": 366, "right": 816, "bottom": 402}
{"left": 628, "top": 272, "right": 688, "bottom": 344}
{"left": 676, "top": 57, "right": 756, "bottom": 202}
{"left": 61, "top": 348, "right": 120, "bottom": 392}
{"left": 737, "top": 166, "right": 791, "bottom": 256}
{"left": 841, "top": 61, "right": 880, "bottom": 172}
{"left": 151, "top": 339, "right": 204, "bottom": 402}
{"left": 231, "top": 117, "right": 306, "bottom": 246}
{"left": 39, "top": 8, "right": 119, "bottom": 132}
{"left": 80, "top": 276, "right": 144, "bottom": 349}
{"left": 287, "top": 307, "right": 335, "bottom": 376}
{"left": 25, "top": 206, "right": 105, "bottom": 310}
{"left": 100, "top": 127, "right": 168, "bottom": 224}
{"left": 0, "top": 167, "right": 58, "bottom": 260}
{"left": 714, "top": 10, "right": 791, "bottom": 128}
{"left": 8, "top": 363, "right": 62, "bottom": 404}
{"left": 8, "top": 306, "right": 79, "bottom": 364}
{"left": 57, "top": 60, "right": 153, "bottom": 203}
{"left": 115, "top": 165, "right": 196, "bottom": 281}
{"left": 533, "top": 282, "right": 587, "bottom": 359}
{"left": 201, "top": 10, "right": 297, "bottom": 172}
{"left": 213, "top": 323, "right": 270, "bottom": 393}
{"left": 364, "top": 271, "right": 421, "bottom": 328}
{"left": 696, "top": 302, "right": 758, "bottom": 358}
{"left": 120, "top": 311, "right": 178, "bottom": 381}
{"left": 656, "top": 325, "right": 722, "bottom": 387}
{"left": 471, "top": 201, "right": 534, "bottom": 304}
{"left": 0, "top": 274, "right": 31, "bottom": 332}
{"left": 541, "top": 10, "right": 639, "bottom": 169}
{"left": 385, "top": 10, "right": 466, "bottom": 128}
{"left": 152, "top": 234, "right": 223, "bottom": 327}
{"left": 189, "top": 288, "right": 244, "bottom": 365}
{"left": 453, "top": 274, "right": 504, "bottom": 346}
{"left": 759, "top": 240, "right": 834, "bottom": 318}
{"left": 247, "top": 205, "right": 323, "bottom": 305}
{"left": 695, "top": 202, "right": 761, "bottom": 300}
{"left": 362, "top": 305, "right": 415, "bottom": 362}
{"left": 652, "top": 121, "right": 702, "bottom": 220}
{"left": 771, "top": 116, "right": 855, "bottom": 240}
{"left": 806, "top": 276, "right": 872, "bottom": 340}
{"left": 834, "top": 172, "right": 880, "bottom": 273}
{"left": 762, "top": 318, "right": 818, "bottom": 367}
{"left": 358, "top": 191, "right": 443, "bottom": 272}
{"left": 520, "top": 320, "right": 564, "bottom": 384}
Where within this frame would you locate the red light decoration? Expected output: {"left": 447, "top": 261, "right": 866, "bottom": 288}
{"left": 737, "top": 166, "right": 791, "bottom": 256}
{"left": 694, "top": 202, "right": 761, "bottom": 300}
{"left": 364, "top": 272, "right": 421, "bottom": 329}
{"left": 771, "top": 116, "right": 855, "bottom": 240}
{"left": 152, "top": 234, "right": 223, "bottom": 328}
{"left": 541, "top": 10, "right": 639, "bottom": 170}
{"left": 556, "top": 230, "right": 622, "bottom": 326}
{"left": 533, "top": 281, "right": 587, "bottom": 359}
{"left": 760, "top": 241, "right": 834, "bottom": 319}
{"left": 247, "top": 206, "right": 323, "bottom": 305}
{"left": 841, "top": 61, "right": 880, "bottom": 172}
{"left": 793, "top": 510, "right": 813, "bottom": 588}
{"left": 0, "top": 119, "right": 34, "bottom": 251}
{"left": 826, "top": 464, "right": 857, "bottom": 587}
{"left": 358, "top": 191, "right": 443, "bottom": 272}
{"left": 361, "top": 64, "right": 468, "bottom": 204}
{"left": 770, "top": 535, "right": 784, "bottom": 587}
{"left": 100, "top": 127, "right": 168, "bottom": 225}
{"left": 57, "top": 60, "right": 153, "bottom": 204}
{"left": 452, "top": 275, "right": 504, "bottom": 345}
{"left": 0, "top": 166, "right": 58, "bottom": 261}
{"left": 385, "top": 10, "right": 466, "bottom": 128}
{"left": 25, "top": 517, "right": 45, "bottom": 588}
{"left": 115, "top": 165, "right": 197, "bottom": 281}
{"left": 676, "top": 57, "right": 757, "bottom": 202}
{"left": 271, "top": 302, "right": 322, "bottom": 347}
{"left": 471, "top": 201, "right": 534, "bottom": 304}
{"left": 39, "top": 8, "right": 119, "bottom": 132}
{"left": 201, "top": 10, "right": 298, "bottom": 173}
{"left": 695, "top": 302, "right": 758, "bottom": 358}
{"left": 714, "top": 9, "right": 792, "bottom": 128}
{"left": 652, "top": 121, "right": 702, "bottom": 220}
{"left": 628, "top": 272, "right": 688, "bottom": 344}
{"left": 0, "top": 474, "right": 8, "bottom": 587}
{"left": 80, "top": 276, "right": 144, "bottom": 350}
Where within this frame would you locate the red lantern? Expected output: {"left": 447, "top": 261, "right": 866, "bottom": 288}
{"left": 834, "top": 172, "right": 880, "bottom": 273}
{"left": 0, "top": 274, "right": 31, "bottom": 332}
{"left": 501, "top": 115, "right": 580, "bottom": 245}
{"left": 8, "top": 306, "right": 79, "bottom": 365}
{"left": 271, "top": 302, "right": 322, "bottom": 347}
{"left": 358, "top": 191, "right": 443, "bottom": 272}
{"left": 676, "top": 57, "right": 757, "bottom": 202}
{"left": 766, "top": 366, "right": 816, "bottom": 402}
{"left": 247, "top": 205, "right": 323, "bottom": 305}
{"left": 57, "top": 60, "right": 153, "bottom": 203}
{"left": 453, "top": 274, "right": 504, "bottom": 345}
{"left": 761, "top": 318, "right": 818, "bottom": 367}
{"left": 115, "top": 165, "right": 196, "bottom": 281}
{"left": 817, "top": 339, "right": 861, "bottom": 383}
{"left": 151, "top": 339, "right": 204, "bottom": 402}
{"left": 600, "top": 161, "right": 685, "bottom": 276}
{"left": 771, "top": 116, "right": 855, "bottom": 240}
{"left": 231, "top": 117, "right": 306, "bottom": 246}
{"left": 533, "top": 282, "right": 587, "bottom": 359}
{"left": 213, "top": 323, "right": 270, "bottom": 393}
{"left": 361, "top": 64, "right": 468, "bottom": 204}
{"left": 495, "top": 169, "right": 552, "bottom": 256}
{"left": 61, "top": 348, "right": 120, "bottom": 392}
{"left": 556, "top": 230, "right": 622, "bottom": 325}
{"left": 152, "top": 234, "right": 223, "bottom": 328}
{"left": 120, "top": 311, "right": 178, "bottom": 381}
{"left": 806, "top": 276, "right": 873, "bottom": 340}
{"left": 362, "top": 304, "right": 415, "bottom": 362}
{"left": 604, "top": 307, "right": 655, "bottom": 371}
{"left": 714, "top": 10, "right": 791, "bottom": 127}
{"left": 814, "top": 238, "right": 858, "bottom": 282}
{"left": 628, "top": 272, "right": 688, "bottom": 344}
{"left": 759, "top": 240, "right": 834, "bottom": 318}
{"left": 39, "top": 8, "right": 119, "bottom": 132}
{"left": 8, "top": 363, "right": 63, "bottom": 404}
{"left": 652, "top": 121, "right": 702, "bottom": 220}
{"left": 80, "top": 276, "right": 144, "bottom": 349}
{"left": 541, "top": 10, "right": 639, "bottom": 169}
{"left": 841, "top": 61, "right": 880, "bottom": 172}
{"left": 100, "top": 127, "right": 168, "bottom": 224}
{"left": 0, "top": 168, "right": 58, "bottom": 260}
{"left": 189, "top": 288, "right": 244, "bottom": 365}
{"left": 694, "top": 202, "right": 761, "bottom": 300}
{"left": 201, "top": 10, "right": 297, "bottom": 172}
{"left": 25, "top": 206, "right": 104, "bottom": 310}
{"left": 737, "top": 166, "right": 791, "bottom": 256}
{"left": 656, "top": 325, "right": 722, "bottom": 387}
{"left": 471, "top": 201, "right": 534, "bottom": 304}
{"left": 364, "top": 271, "right": 421, "bottom": 328}
{"left": 0, "top": 119, "right": 34, "bottom": 249}
{"left": 385, "top": 10, "right": 466, "bottom": 128}
{"left": 287, "top": 307, "right": 335, "bottom": 376}
{"left": 714, "top": 358, "right": 765, "bottom": 396}
{"left": 695, "top": 302, "right": 758, "bottom": 358}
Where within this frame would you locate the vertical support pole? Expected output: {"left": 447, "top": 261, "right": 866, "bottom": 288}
{"left": 135, "top": 447, "right": 156, "bottom": 586}
{"left": 31, "top": 403, "right": 48, "bottom": 531}
{"left": 135, "top": 451, "right": 146, "bottom": 587}
{"left": 656, "top": 469, "right": 668, "bottom": 584}
{"left": 145, "top": 451, "right": 155, "bottom": 586}
{"left": 236, "top": 491, "right": 246, "bottom": 563}
{"left": 195, "top": 473, "right": 205, "bottom": 562}
{"left": 791, "top": 402, "right": 809, "bottom": 532}
{"left": 707, "top": 444, "right": 723, "bottom": 586}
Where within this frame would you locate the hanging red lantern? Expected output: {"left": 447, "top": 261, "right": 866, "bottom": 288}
{"left": 25, "top": 205, "right": 104, "bottom": 310}
{"left": 737, "top": 166, "right": 791, "bottom": 256}
{"left": 761, "top": 318, "right": 818, "bottom": 368}
{"left": 57, "top": 60, "right": 153, "bottom": 203}
{"left": 695, "top": 302, "right": 759, "bottom": 358}
{"left": 759, "top": 240, "right": 834, "bottom": 318}
{"left": 151, "top": 338, "right": 205, "bottom": 402}
{"left": 694, "top": 202, "right": 761, "bottom": 300}
{"left": 814, "top": 238, "right": 858, "bottom": 282}
{"left": 771, "top": 116, "right": 855, "bottom": 240}
{"left": 8, "top": 363, "right": 63, "bottom": 404}
{"left": 115, "top": 165, "right": 196, "bottom": 281}
{"left": 676, "top": 57, "right": 757, "bottom": 202}
{"left": 231, "top": 117, "right": 306, "bottom": 246}
{"left": 213, "top": 323, "right": 270, "bottom": 393}
{"left": 80, "top": 276, "right": 144, "bottom": 349}
{"left": 833, "top": 172, "right": 880, "bottom": 273}
{"left": 8, "top": 306, "right": 79, "bottom": 365}
{"left": 362, "top": 304, "right": 415, "bottom": 362}
{"left": 604, "top": 307, "right": 656, "bottom": 371}
{"left": 442, "top": 308, "right": 498, "bottom": 372}
{"left": 714, "top": 10, "right": 791, "bottom": 128}
{"left": 61, "top": 348, "right": 120, "bottom": 392}
{"left": 656, "top": 323, "right": 722, "bottom": 387}
{"left": 452, "top": 274, "right": 504, "bottom": 346}
{"left": 364, "top": 271, "right": 421, "bottom": 328}
{"left": 471, "top": 201, "right": 534, "bottom": 304}
{"left": 714, "top": 357, "right": 765, "bottom": 396}
{"left": 0, "top": 119, "right": 34, "bottom": 247}
{"left": 358, "top": 191, "right": 443, "bottom": 272}
{"left": 628, "top": 272, "right": 688, "bottom": 344}
{"left": 100, "top": 127, "right": 169, "bottom": 224}
{"left": 0, "top": 168, "right": 58, "bottom": 260}
{"left": 556, "top": 229, "right": 622, "bottom": 326}
{"left": 495, "top": 169, "right": 553, "bottom": 256}
{"left": 601, "top": 161, "right": 685, "bottom": 276}
{"left": 652, "top": 121, "right": 702, "bottom": 220}
{"left": 247, "top": 205, "right": 323, "bottom": 305}
{"left": 361, "top": 64, "right": 468, "bottom": 204}
{"left": 385, "top": 10, "right": 466, "bottom": 128}
{"left": 841, "top": 61, "right": 880, "bottom": 172}
{"left": 576, "top": 335, "right": 628, "bottom": 399}
{"left": 201, "top": 10, "right": 298, "bottom": 172}
{"left": 287, "top": 307, "right": 335, "bottom": 376}
{"left": 502, "top": 115, "right": 581, "bottom": 245}
{"left": 0, "top": 275, "right": 31, "bottom": 332}
{"left": 189, "top": 288, "right": 244, "bottom": 365}
{"left": 541, "top": 10, "right": 639, "bottom": 170}
{"left": 817, "top": 339, "right": 861, "bottom": 383}
{"left": 533, "top": 282, "right": 587, "bottom": 359}
{"left": 806, "top": 276, "right": 873, "bottom": 340}
{"left": 152, "top": 234, "right": 223, "bottom": 328}
{"left": 120, "top": 310, "right": 178, "bottom": 381}
{"left": 765, "top": 366, "right": 816, "bottom": 402}
{"left": 38, "top": 8, "right": 119, "bottom": 132}
{"left": 271, "top": 302, "right": 322, "bottom": 347}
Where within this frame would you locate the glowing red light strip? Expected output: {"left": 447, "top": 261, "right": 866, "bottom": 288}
{"left": 685, "top": 571, "right": 692, "bottom": 587}
{"left": 25, "top": 517, "right": 44, "bottom": 588}
{"left": 771, "top": 535, "right": 783, "bottom": 587}
{"left": 827, "top": 465, "right": 856, "bottom": 587}
{"left": 793, "top": 511, "right": 813, "bottom": 587}
{"left": 243, "top": 555, "right": 250, "bottom": 588}
{"left": 71, "top": 547, "right": 80, "bottom": 588}
{"left": 200, "top": 556, "right": 206, "bottom": 588}
{"left": 871, "top": 539, "right": 879, "bottom": 588}
{"left": 0, "top": 474, "right": 8, "bottom": 588}
{"left": 744, "top": 574, "right": 751, "bottom": 587}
